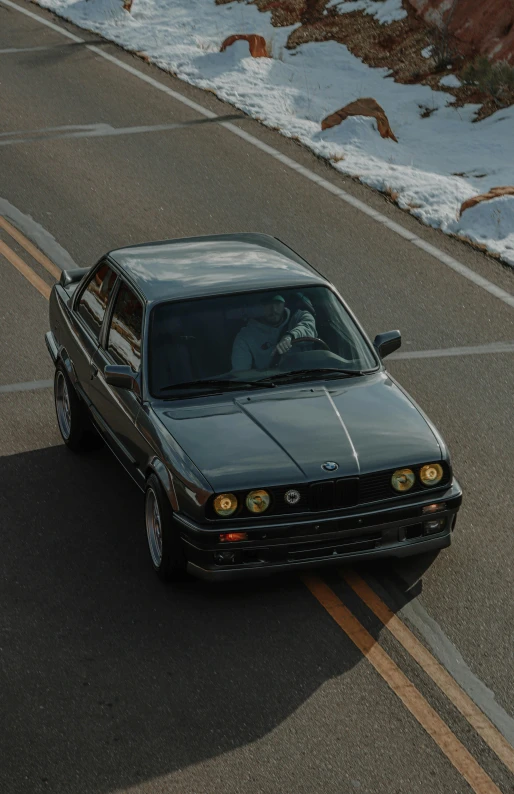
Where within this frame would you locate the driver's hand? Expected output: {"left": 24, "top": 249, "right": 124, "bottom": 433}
{"left": 276, "top": 334, "right": 292, "bottom": 355}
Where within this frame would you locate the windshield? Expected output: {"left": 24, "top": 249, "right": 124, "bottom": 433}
{"left": 148, "top": 286, "right": 378, "bottom": 396}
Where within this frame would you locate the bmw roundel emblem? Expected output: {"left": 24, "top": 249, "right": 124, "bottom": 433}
{"left": 284, "top": 489, "right": 301, "bottom": 505}
{"left": 322, "top": 461, "right": 339, "bottom": 472}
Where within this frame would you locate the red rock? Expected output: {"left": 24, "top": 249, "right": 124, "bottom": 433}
{"left": 408, "top": 0, "right": 514, "bottom": 65}
{"left": 321, "top": 98, "right": 398, "bottom": 142}
{"left": 459, "top": 186, "right": 514, "bottom": 217}
{"left": 220, "top": 34, "right": 269, "bottom": 58}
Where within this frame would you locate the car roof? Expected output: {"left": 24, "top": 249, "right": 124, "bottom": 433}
{"left": 107, "top": 233, "right": 327, "bottom": 303}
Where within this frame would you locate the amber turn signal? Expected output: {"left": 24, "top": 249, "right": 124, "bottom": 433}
{"left": 219, "top": 532, "right": 248, "bottom": 542}
{"left": 422, "top": 502, "right": 446, "bottom": 514}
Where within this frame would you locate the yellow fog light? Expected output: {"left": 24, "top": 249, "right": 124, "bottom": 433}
{"left": 391, "top": 468, "right": 415, "bottom": 492}
{"left": 214, "top": 493, "right": 238, "bottom": 517}
{"left": 246, "top": 489, "right": 271, "bottom": 514}
{"left": 420, "top": 463, "right": 443, "bottom": 486}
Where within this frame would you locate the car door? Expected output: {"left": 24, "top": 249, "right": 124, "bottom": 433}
{"left": 89, "top": 278, "right": 146, "bottom": 485}
{"left": 68, "top": 260, "right": 118, "bottom": 399}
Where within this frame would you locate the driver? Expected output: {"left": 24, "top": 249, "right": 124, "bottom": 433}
{"left": 231, "top": 293, "right": 317, "bottom": 371}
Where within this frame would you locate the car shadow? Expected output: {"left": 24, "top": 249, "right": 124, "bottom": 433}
{"left": 0, "top": 443, "right": 438, "bottom": 794}
{"left": 18, "top": 39, "right": 112, "bottom": 68}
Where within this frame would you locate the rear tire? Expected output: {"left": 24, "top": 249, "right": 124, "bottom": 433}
{"left": 145, "top": 474, "right": 187, "bottom": 582}
{"left": 54, "top": 362, "right": 102, "bottom": 452}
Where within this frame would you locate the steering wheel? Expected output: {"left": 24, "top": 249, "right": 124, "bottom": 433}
{"left": 271, "top": 336, "right": 329, "bottom": 368}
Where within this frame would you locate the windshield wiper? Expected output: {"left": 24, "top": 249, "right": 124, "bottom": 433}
{"left": 159, "top": 378, "right": 276, "bottom": 392}
{"left": 160, "top": 369, "right": 368, "bottom": 393}
{"left": 255, "top": 368, "right": 366, "bottom": 384}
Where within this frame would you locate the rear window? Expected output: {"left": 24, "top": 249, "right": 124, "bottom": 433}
{"left": 107, "top": 282, "right": 144, "bottom": 372}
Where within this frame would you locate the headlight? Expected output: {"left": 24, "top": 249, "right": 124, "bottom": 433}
{"left": 420, "top": 463, "right": 443, "bottom": 486}
{"left": 246, "top": 489, "right": 271, "bottom": 514}
{"left": 214, "top": 493, "right": 238, "bottom": 517}
{"left": 391, "top": 468, "right": 415, "bottom": 492}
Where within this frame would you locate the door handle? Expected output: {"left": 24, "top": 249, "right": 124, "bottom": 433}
{"left": 90, "top": 365, "right": 98, "bottom": 379}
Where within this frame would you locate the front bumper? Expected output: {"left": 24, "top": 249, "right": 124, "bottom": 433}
{"left": 176, "top": 479, "right": 462, "bottom": 581}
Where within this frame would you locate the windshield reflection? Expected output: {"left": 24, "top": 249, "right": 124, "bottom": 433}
{"left": 149, "top": 286, "right": 377, "bottom": 397}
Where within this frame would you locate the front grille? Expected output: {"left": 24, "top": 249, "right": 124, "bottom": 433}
{"left": 309, "top": 478, "right": 359, "bottom": 511}
{"left": 207, "top": 462, "right": 451, "bottom": 520}
{"left": 359, "top": 473, "right": 393, "bottom": 504}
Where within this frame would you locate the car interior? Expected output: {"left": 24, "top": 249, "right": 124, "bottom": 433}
{"left": 149, "top": 288, "right": 364, "bottom": 394}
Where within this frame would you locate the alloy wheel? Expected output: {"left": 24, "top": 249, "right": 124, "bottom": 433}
{"left": 55, "top": 370, "right": 72, "bottom": 440}
{"left": 145, "top": 487, "right": 163, "bottom": 568}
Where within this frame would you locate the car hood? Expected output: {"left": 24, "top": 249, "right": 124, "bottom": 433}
{"left": 153, "top": 373, "right": 442, "bottom": 492}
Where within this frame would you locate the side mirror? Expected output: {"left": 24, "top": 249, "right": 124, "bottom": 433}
{"left": 373, "top": 330, "right": 401, "bottom": 359}
{"left": 59, "top": 267, "right": 90, "bottom": 288}
{"left": 104, "top": 364, "right": 138, "bottom": 391}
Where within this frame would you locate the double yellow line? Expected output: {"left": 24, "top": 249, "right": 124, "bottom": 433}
{"left": 1, "top": 213, "right": 512, "bottom": 791}
{"left": 304, "top": 571, "right": 514, "bottom": 793}
{"left": 0, "top": 215, "right": 61, "bottom": 299}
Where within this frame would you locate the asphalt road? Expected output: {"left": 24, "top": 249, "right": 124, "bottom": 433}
{"left": 1, "top": 3, "right": 514, "bottom": 793}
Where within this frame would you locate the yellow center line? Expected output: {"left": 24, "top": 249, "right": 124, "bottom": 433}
{"left": 302, "top": 574, "right": 502, "bottom": 794}
{"left": 0, "top": 215, "right": 61, "bottom": 279}
{"left": 0, "top": 239, "right": 51, "bottom": 300}
{"left": 342, "top": 570, "right": 514, "bottom": 777}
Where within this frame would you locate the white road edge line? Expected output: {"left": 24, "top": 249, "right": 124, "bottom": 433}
{"left": 390, "top": 341, "right": 514, "bottom": 360}
{"left": 2, "top": 0, "right": 514, "bottom": 312}
{"left": 370, "top": 572, "right": 514, "bottom": 748}
{"left": 0, "top": 378, "right": 53, "bottom": 393}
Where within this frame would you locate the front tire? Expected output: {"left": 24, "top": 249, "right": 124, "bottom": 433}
{"left": 145, "top": 474, "right": 187, "bottom": 581}
{"left": 54, "top": 363, "right": 101, "bottom": 452}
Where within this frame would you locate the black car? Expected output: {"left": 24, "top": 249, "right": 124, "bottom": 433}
{"left": 46, "top": 233, "right": 462, "bottom": 581}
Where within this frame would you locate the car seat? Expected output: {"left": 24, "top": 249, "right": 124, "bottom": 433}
{"left": 150, "top": 314, "right": 199, "bottom": 391}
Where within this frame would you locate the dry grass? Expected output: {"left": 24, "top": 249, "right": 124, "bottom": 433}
{"left": 461, "top": 56, "right": 514, "bottom": 109}
{"left": 418, "top": 105, "right": 437, "bottom": 118}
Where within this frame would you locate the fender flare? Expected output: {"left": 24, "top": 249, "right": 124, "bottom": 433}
{"left": 146, "top": 458, "right": 179, "bottom": 512}
{"left": 57, "top": 346, "right": 79, "bottom": 387}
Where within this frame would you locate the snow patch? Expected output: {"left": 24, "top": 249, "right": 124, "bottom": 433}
{"left": 452, "top": 196, "right": 514, "bottom": 265}
{"left": 440, "top": 74, "right": 462, "bottom": 88}
{"left": 328, "top": 0, "right": 407, "bottom": 24}
{"left": 34, "top": 0, "right": 514, "bottom": 266}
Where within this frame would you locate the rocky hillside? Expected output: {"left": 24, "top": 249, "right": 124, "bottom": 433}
{"left": 217, "top": 0, "right": 514, "bottom": 119}
{"left": 409, "top": 0, "right": 514, "bottom": 65}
